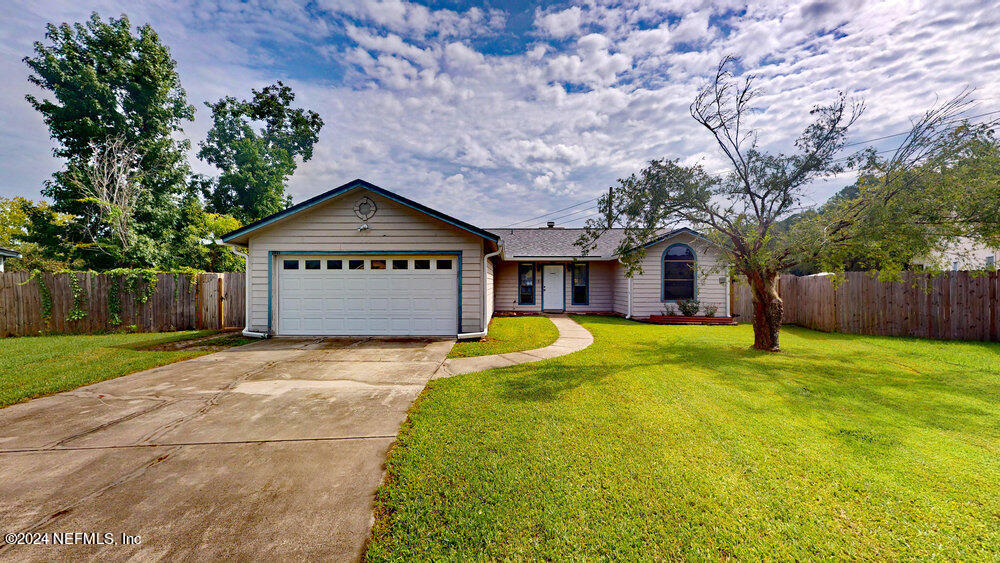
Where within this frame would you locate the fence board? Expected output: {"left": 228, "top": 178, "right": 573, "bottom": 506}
{"left": 0, "top": 272, "right": 246, "bottom": 337}
{"left": 732, "top": 270, "right": 1000, "bottom": 343}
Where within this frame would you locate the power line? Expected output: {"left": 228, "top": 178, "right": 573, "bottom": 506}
{"left": 528, "top": 204, "right": 599, "bottom": 227}
{"left": 501, "top": 195, "right": 600, "bottom": 227}
{"left": 843, "top": 109, "right": 1000, "bottom": 148}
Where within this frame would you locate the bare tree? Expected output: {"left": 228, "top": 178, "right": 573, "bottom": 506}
{"left": 580, "top": 56, "right": 979, "bottom": 351}
{"left": 76, "top": 136, "right": 143, "bottom": 257}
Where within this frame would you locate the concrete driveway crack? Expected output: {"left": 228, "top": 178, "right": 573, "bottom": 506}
{"left": 0, "top": 446, "right": 182, "bottom": 553}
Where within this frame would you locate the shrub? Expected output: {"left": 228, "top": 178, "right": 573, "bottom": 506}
{"left": 661, "top": 304, "right": 677, "bottom": 316}
{"left": 677, "top": 299, "right": 700, "bottom": 317}
{"left": 703, "top": 304, "right": 719, "bottom": 317}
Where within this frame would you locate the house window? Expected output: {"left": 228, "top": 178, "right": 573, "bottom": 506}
{"left": 282, "top": 259, "right": 299, "bottom": 270}
{"left": 327, "top": 260, "right": 342, "bottom": 269}
{"left": 436, "top": 259, "right": 452, "bottom": 270}
{"left": 392, "top": 259, "right": 408, "bottom": 269}
{"left": 349, "top": 259, "right": 365, "bottom": 270}
{"left": 986, "top": 256, "right": 995, "bottom": 268}
{"left": 662, "top": 244, "right": 695, "bottom": 301}
{"left": 371, "top": 259, "right": 387, "bottom": 270}
{"left": 304, "top": 260, "right": 320, "bottom": 270}
{"left": 571, "top": 263, "right": 588, "bottom": 305}
{"left": 518, "top": 263, "right": 535, "bottom": 305}
{"left": 414, "top": 259, "right": 431, "bottom": 270}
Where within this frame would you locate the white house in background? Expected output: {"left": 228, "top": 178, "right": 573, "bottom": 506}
{"left": 913, "top": 237, "right": 999, "bottom": 270}
{"left": 222, "top": 179, "right": 730, "bottom": 338}
{"left": 0, "top": 247, "right": 20, "bottom": 272}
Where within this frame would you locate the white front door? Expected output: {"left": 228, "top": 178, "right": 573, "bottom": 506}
{"left": 276, "top": 255, "right": 458, "bottom": 336}
{"left": 542, "top": 265, "right": 564, "bottom": 311}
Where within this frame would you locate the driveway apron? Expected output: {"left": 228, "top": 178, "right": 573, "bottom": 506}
{"left": 0, "top": 337, "right": 452, "bottom": 561}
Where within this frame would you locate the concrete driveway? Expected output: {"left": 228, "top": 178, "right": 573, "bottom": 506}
{"left": 0, "top": 337, "right": 453, "bottom": 561}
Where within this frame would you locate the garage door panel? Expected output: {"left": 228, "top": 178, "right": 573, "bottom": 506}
{"left": 277, "top": 254, "right": 459, "bottom": 336}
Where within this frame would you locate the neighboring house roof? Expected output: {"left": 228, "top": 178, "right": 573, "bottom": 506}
{"left": 0, "top": 247, "right": 21, "bottom": 258}
{"left": 221, "top": 179, "right": 501, "bottom": 245}
{"left": 488, "top": 226, "right": 707, "bottom": 260}
{"left": 487, "top": 228, "right": 628, "bottom": 259}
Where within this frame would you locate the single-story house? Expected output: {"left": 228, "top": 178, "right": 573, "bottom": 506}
{"left": 0, "top": 247, "right": 20, "bottom": 272}
{"left": 223, "top": 179, "right": 730, "bottom": 338}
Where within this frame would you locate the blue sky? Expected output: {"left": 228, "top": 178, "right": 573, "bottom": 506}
{"left": 2, "top": 0, "right": 999, "bottom": 227}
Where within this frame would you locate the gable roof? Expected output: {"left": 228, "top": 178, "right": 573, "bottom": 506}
{"left": 221, "top": 179, "right": 500, "bottom": 245}
{"left": 0, "top": 247, "right": 20, "bottom": 258}
{"left": 622, "top": 227, "right": 708, "bottom": 254}
{"left": 487, "top": 228, "right": 627, "bottom": 259}
{"left": 488, "top": 226, "right": 711, "bottom": 260}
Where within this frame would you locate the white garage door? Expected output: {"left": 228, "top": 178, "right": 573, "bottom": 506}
{"left": 276, "top": 255, "right": 459, "bottom": 336}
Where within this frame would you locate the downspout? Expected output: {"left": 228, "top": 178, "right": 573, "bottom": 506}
{"left": 618, "top": 257, "right": 632, "bottom": 319}
{"left": 457, "top": 245, "right": 502, "bottom": 340}
{"left": 235, "top": 244, "right": 268, "bottom": 338}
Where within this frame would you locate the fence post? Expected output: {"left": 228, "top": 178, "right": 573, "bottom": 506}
{"left": 217, "top": 274, "right": 224, "bottom": 330}
{"left": 990, "top": 270, "right": 998, "bottom": 342}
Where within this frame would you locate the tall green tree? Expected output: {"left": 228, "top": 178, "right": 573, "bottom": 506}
{"left": 24, "top": 12, "right": 194, "bottom": 268}
{"left": 197, "top": 82, "right": 324, "bottom": 223}
{"left": 580, "top": 57, "right": 982, "bottom": 351}
{"left": 166, "top": 196, "right": 245, "bottom": 272}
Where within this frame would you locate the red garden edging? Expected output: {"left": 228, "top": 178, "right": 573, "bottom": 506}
{"left": 647, "top": 315, "right": 737, "bottom": 325}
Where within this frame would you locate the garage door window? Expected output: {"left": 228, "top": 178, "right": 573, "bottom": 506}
{"left": 436, "top": 259, "right": 452, "bottom": 270}
{"left": 392, "top": 259, "right": 408, "bottom": 269}
{"left": 327, "top": 259, "right": 342, "bottom": 269}
{"left": 415, "top": 259, "right": 431, "bottom": 270}
{"left": 305, "top": 260, "right": 321, "bottom": 270}
{"left": 349, "top": 259, "right": 365, "bottom": 270}
{"left": 371, "top": 259, "right": 387, "bottom": 270}
{"left": 283, "top": 259, "right": 299, "bottom": 270}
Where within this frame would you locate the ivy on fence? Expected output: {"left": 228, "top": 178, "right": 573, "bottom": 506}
{"left": 18, "top": 268, "right": 206, "bottom": 325}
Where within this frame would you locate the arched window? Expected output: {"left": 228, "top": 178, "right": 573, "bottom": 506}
{"left": 662, "top": 244, "right": 696, "bottom": 301}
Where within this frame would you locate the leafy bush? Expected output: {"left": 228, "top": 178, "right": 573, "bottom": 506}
{"left": 677, "top": 299, "right": 701, "bottom": 316}
{"left": 661, "top": 304, "right": 677, "bottom": 316}
{"left": 703, "top": 304, "right": 719, "bottom": 317}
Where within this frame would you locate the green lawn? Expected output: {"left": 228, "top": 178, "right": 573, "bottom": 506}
{"left": 448, "top": 315, "right": 559, "bottom": 358}
{"left": 0, "top": 330, "right": 227, "bottom": 407}
{"left": 369, "top": 316, "right": 1000, "bottom": 560}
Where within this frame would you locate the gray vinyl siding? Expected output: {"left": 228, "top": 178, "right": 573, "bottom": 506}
{"left": 494, "top": 261, "right": 541, "bottom": 313}
{"left": 624, "top": 232, "right": 728, "bottom": 318}
{"left": 613, "top": 261, "right": 629, "bottom": 315}
{"left": 485, "top": 257, "right": 495, "bottom": 325}
{"left": 494, "top": 260, "right": 616, "bottom": 313}
{"left": 565, "top": 261, "right": 615, "bottom": 313}
{"left": 245, "top": 188, "right": 485, "bottom": 334}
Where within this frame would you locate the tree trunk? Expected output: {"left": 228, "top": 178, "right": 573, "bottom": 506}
{"left": 748, "top": 270, "right": 783, "bottom": 352}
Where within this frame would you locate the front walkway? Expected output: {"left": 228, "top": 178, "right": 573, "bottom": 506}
{"left": 435, "top": 315, "right": 594, "bottom": 377}
{"left": 0, "top": 337, "right": 452, "bottom": 561}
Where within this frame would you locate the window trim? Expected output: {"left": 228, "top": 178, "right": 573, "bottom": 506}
{"left": 571, "top": 262, "right": 589, "bottom": 305}
{"left": 517, "top": 262, "right": 536, "bottom": 305}
{"left": 661, "top": 243, "right": 697, "bottom": 302}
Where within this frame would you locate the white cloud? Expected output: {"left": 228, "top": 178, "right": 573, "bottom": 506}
{"left": 534, "top": 6, "right": 583, "bottom": 39}
{"left": 4, "top": 0, "right": 1000, "bottom": 228}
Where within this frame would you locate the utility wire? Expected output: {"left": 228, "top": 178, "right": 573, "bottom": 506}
{"left": 501, "top": 196, "right": 600, "bottom": 227}
{"left": 842, "top": 109, "right": 1000, "bottom": 148}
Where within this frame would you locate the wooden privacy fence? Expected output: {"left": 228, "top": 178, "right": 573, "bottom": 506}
{"left": 0, "top": 272, "right": 245, "bottom": 337}
{"left": 731, "top": 271, "right": 1000, "bottom": 342}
